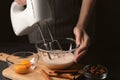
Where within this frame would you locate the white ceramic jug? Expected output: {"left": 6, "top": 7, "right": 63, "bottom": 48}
{"left": 10, "top": 0, "right": 52, "bottom": 36}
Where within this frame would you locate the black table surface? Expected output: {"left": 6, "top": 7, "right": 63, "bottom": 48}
{"left": 0, "top": 42, "right": 120, "bottom": 80}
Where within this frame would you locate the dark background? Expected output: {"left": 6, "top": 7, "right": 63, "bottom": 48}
{"left": 96, "top": 0, "right": 120, "bottom": 79}
{"left": 0, "top": 0, "right": 120, "bottom": 80}
{"left": 0, "top": 0, "right": 28, "bottom": 43}
{"left": 96, "top": 0, "right": 120, "bottom": 47}
{"left": 96, "top": 0, "right": 120, "bottom": 71}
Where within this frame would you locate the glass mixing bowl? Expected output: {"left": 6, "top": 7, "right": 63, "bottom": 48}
{"left": 6, "top": 52, "right": 39, "bottom": 74}
{"left": 35, "top": 38, "right": 77, "bottom": 69}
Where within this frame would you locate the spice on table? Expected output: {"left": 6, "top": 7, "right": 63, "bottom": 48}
{"left": 41, "top": 70, "right": 53, "bottom": 80}
{"left": 84, "top": 64, "right": 106, "bottom": 75}
{"left": 0, "top": 53, "right": 2, "bottom": 56}
{"left": 49, "top": 73, "right": 75, "bottom": 80}
{"left": 53, "top": 69, "right": 78, "bottom": 73}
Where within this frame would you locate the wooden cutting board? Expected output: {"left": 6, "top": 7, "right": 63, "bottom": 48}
{"left": 1, "top": 53, "right": 83, "bottom": 80}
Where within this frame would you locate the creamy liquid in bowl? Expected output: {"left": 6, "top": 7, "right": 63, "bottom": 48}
{"left": 41, "top": 50, "right": 74, "bottom": 69}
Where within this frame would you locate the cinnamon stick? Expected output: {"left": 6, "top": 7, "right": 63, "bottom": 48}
{"left": 0, "top": 53, "right": 2, "bottom": 56}
{"left": 49, "top": 72, "right": 74, "bottom": 80}
{"left": 41, "top": 70, "right": 52, "bottom": 80}
{"left": 53, "top": 69, "right": 78, "bottom": 73}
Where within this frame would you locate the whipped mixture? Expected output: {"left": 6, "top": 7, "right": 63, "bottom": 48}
{"left": 41, "top": 50, "right": 74, "bottom": 69}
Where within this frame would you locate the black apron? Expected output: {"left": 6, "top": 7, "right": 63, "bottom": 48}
{"left": 52, "top": 0, "right": 82, "bottom": 40}
{"left": 28, "top": 0, "right": 95, "bottom": 44}
{"left": 52, "top": 0, "right": 96, "bottom": 43}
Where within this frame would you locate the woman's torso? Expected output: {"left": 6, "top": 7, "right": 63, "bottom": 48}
{"left": 29, "top": 0, "right": 95, "bottom": 43}
{"left": 51, "top": 0, "right": 82, "bottom": 39}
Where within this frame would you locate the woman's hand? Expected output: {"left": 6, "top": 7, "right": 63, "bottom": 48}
{"left": 73, "top": 25, "right": 90, "bottom": 62}
{"left": 15, "top": 0, "right": 26, "bottom": 6}
{"left": 73, "top": 0, "right": 96, "bottom": 62}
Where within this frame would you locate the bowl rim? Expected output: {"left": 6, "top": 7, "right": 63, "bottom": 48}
{"left": 35, "top": 37, "right": 78, "bottom": 53}
{"left": 6, "top": 51, "right": 37, "bottom": 65}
